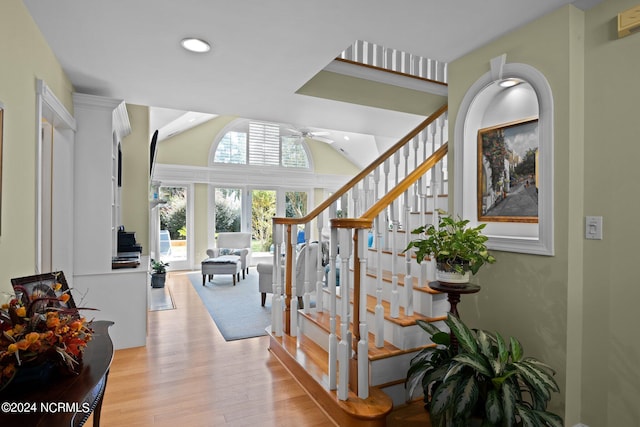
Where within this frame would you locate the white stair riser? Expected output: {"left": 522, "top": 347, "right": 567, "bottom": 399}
{"left": 379, "top": 382, "right": 411, "bottom": 407}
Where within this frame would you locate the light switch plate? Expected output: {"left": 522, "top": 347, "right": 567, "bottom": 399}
{"left": 585, "top": 216, "right": 603, "bottom": 240}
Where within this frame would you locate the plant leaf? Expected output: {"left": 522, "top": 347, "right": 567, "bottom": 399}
{"left": 430, "top": 376, "right": 460, "bottom": 416}
{"left": 416, "top": 318, "right": 443, "bottom": 336}
{"left": 431, "top": 331, "right": 451, "bottom": 346}
{"left": 452, "top": 353, "right": 493, "bottom": 377}
{"left": 485, "top": 388, "right": 503, "bottom": 424}
{"left": 513, "top": 362, "right": 551, "bottom": 402}
{"left": 521, "top": 360, "right": 560, "bottom": 393}
{"left": 496, "top": 331, "right": 508, "bottom": 366}
{"left": 446, "top": 313, "right": 478, "bottom": 354}
{"left": 534, "top": 410, "right": 564, "bottom": 427}
{"left": 510, "top": 336, "right": 523, "bottom": 361}
{"left": 501, "top": 380, "right": 518, "bottom": 427}
{"left": 453, "top": 374, "right": 479, "bottom": 419}
{"left": 516, "top": 405, "right": 541, "bottom": 427}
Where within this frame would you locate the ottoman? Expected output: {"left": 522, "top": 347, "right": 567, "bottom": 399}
{"left": 202, "top": 255, "right": 242, "bottom": 286}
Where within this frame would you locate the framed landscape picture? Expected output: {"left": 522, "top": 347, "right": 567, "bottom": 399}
{"left": 477, "top": 118, "right": 539, "bottom": 223}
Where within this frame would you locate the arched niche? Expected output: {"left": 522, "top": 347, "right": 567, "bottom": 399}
{"left": 453, "top": 54, "right": 554, "bottom": 256}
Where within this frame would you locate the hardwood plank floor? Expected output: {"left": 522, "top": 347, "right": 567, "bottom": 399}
{"left": 98, "top": 271, "right": 335, "bottom": 427}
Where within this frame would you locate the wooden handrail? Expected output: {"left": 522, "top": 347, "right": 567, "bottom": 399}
{"left": 273, "top": 103, "right": 448, "bottom": 226}
{"left": 331, "top": 142, "right": 448, "bottom": 230}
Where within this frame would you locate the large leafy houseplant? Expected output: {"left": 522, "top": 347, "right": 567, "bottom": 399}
{"left": 406, "top": 314, "right": 563, "bottom": 427}
{"left": 405, "top": 211, "right": 496, "bottom": 277}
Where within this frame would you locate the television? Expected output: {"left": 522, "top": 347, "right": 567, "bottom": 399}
{"left": 149, "top": 129, "right": 159, "bottom": 177}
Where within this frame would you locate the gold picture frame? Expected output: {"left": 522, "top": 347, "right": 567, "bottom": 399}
{"left": 477, "top": 118, "right": 539, "bottom": 223}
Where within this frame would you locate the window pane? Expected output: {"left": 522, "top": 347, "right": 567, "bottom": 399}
{"left": 215, "top": 188, "right": 241, "bottom": 232}
{"left": 252, "top": 189, "right": 276, "bottom": 251}
{"left": 214, "top": 132, "right": 246, "bottom": 164}
{"left": 285, "top": 191, "right": 308, "bottom": 218}
{"left": 282, "top": 138, "right": 310, "bottom": 168}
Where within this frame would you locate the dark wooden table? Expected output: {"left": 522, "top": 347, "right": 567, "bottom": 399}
{"left": 0, "top": 320, "right": 114, "bottom": 426}
{"left": 429, "top": 281, "right": 480, "bottom": 353}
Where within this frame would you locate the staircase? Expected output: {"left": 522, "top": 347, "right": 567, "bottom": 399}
{"left": 267, "top": 51, "right": 449, "bottom": 426}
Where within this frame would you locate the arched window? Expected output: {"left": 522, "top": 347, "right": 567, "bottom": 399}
{"left": 213, "top": 120, "right": 310, "bottom": 169}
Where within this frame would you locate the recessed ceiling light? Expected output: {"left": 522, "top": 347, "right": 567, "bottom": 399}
{"left": 343, "top": 136, "right": 350, "bottom": 141}
{"left": 181, "top": 38, "right": 211, "bottom": 53}
{"left": 499, "top": 78, "right": 522, "bottom": 88}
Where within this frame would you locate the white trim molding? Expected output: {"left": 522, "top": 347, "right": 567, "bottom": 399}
{"left": 453, "top": 56, "right": 554, "bottom": 256}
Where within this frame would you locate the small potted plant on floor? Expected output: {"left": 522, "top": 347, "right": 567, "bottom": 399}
{"left": 404, "top": 210, "right": 496, "bottom": 284}
{"left": 406, "top": 314, "right": 563, "bottom": 427}
{"left": 150, "top": 259, "right": 169, "bottom": 288}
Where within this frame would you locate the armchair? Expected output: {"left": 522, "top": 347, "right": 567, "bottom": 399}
{"left": 208, "top": 232, "right": 252, "bottom": 278}
{"left": 257, "top": 242, "right": 320, "bottom": 307}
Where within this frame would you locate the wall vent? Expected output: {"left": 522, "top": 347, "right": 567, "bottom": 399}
{"left": 618, "top": 4, "right": 640, "bottom": 38}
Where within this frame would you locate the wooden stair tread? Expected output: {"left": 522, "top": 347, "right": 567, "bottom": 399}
{"left": 299, "top": 310, "right": 436, "bottom": 361}
{"left": 323, "top": 285, "right": 445, "bottom": 327}
{"left": 269, "top": 331, "right": 393, "bottom": 427}
{"left": 365, "top": 267, "right": 441, "bottom": 295}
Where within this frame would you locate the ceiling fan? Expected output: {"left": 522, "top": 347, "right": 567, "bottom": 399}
{"left": 284, "top": 127, "right": 334, "bottom": 144}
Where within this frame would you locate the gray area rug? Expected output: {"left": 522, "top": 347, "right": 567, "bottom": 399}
{"left": 188, "top": 269, "right": 272, "bottom": 341}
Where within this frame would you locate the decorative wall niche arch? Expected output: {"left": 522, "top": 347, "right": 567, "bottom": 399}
{"left": 453, "top": 54, "right": 554, "bottom": 255}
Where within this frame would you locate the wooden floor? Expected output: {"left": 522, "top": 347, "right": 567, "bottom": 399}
{"left": 95, "top": 270, "right": 430, "bottom": 426}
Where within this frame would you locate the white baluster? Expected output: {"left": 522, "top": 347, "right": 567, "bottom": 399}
{"left": 290, "top": 226, "right": 299, "bottom": 337}
{"left": 375, "top": 213, "right": 384, "bottom": 347}
{"left": 272, "top": 223, "right": 283, "bottom": 337}
{"left": 404, "top": 190, "right": 413, "bottom": 316}
{"left": 303, "top": 222, "right": 311, "bottom": 314}
{"left": 390, "top": 199, "right": 400, "bottom": 318}
{"left": 315, "top": 212, "right": 324, "bottom": 313}
{"left": 383, "top": 159, "right": 390, "bottom": 250}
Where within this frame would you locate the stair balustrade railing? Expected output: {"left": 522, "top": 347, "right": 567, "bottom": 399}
{"left": 271, "top": 104, "right": 448, "bottom": 400}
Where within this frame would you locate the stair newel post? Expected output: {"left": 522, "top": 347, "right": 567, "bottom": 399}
{"left": 289, "top": 224, "right": 299, "bottom": 337}
{"left": 328, "top": 220, "right": 338, "bottom": 391}
{"left": 403, "top": 188, "right": 414, "bottom": 316}
{"left": 356, "top": 227, "right": 370, "bottom": 399}
{"left": 390, "top": 197, "right": 400, "bottom": 318}
{"left": 337, "top": 227, "right": 353, "bottom": 401}
{"left": 303, "top": 222, "right": 312, "bottom": 314}
{"left": 272, "top": 221, "right": 283, "bottom": 337}
{"left": 315, "top": 212, "right": 324, "bottom": 313}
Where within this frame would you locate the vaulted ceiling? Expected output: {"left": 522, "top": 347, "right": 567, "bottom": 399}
{"left": 23, "top": 0, "right": 602, "bottom": 167}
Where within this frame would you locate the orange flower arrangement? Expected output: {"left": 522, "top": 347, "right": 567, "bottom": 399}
{"left": 0, "top": 282, "right": 93, "bottom": 391}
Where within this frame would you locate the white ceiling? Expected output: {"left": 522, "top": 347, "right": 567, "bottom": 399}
{"left": 23, "top": 0, "right": 602, "bottom": 167}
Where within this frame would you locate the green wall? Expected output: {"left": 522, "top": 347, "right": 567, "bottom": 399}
{"left": 448, "top": 5, "right": 584, "bottom": 422}
{"left": 450, "top": 1, "right": 640, "bottom": 425}
{"left": 583, "top": 1, "right": 640, "bottom": 425}
{"left": 0, "top": 1, "right": 74, "bottom": 294}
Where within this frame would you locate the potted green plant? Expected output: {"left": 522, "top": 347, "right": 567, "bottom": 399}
{"left": 150, "top": 259, "right": 169, "bottom": 288}
{"left": 404, "top": 210, "right": 496, "bottom": 284}
{"left": 406, "top": 314, "right": 563, "bottom": 427}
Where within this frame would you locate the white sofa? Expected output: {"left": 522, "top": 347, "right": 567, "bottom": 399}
{"left": 207, "top": 232, "right": 252, "bottom": 277}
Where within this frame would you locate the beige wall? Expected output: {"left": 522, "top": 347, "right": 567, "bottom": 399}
{"left": 121, "top": 104, "right": 150, "bottom": 255}
{"left": 0, "top": 1, "right": 74, "bottom": 294}
{"left": 448, "top": 5, "right": 584, "bottom": 422}
{"left": 583, "top": 0, "right": 640, "bottom": 425}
